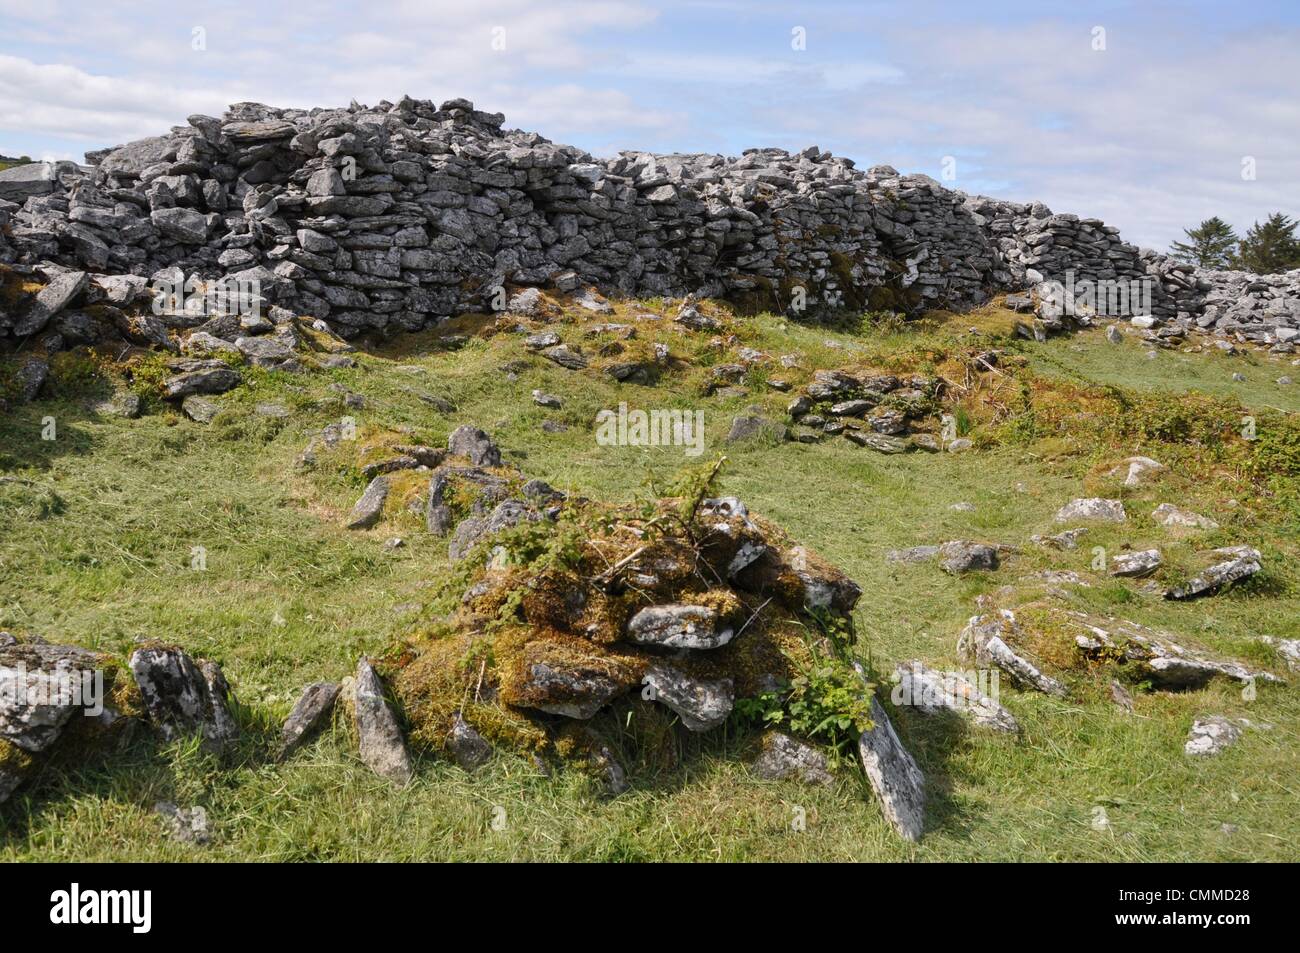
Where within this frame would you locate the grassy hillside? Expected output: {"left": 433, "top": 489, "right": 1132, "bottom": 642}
{"left": 1, "top": 297, "right": 1297, "bottom": 861}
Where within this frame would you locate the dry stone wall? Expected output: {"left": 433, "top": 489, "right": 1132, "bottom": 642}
{"left": 0, "top": 95, "right": 1296, "bottom": 348}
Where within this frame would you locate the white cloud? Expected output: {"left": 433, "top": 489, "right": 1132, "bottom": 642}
{"left": 0, "top": 55, "right": 237, "bottom": 145}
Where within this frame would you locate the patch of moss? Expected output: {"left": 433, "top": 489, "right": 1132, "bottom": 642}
{"left": 0, "top": 738, "right": 35, "bottom": 777}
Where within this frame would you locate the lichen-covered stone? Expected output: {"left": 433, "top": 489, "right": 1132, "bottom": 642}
{"left": 352, "top": 658, "right": 413, "bottom": 784}
{"left": 626, "top": 604, "right": 734, "bottom": 650}
{"left": 279, "top": 681, "right": 340, "bottom": 758}
{"left": 129, "top": 646, "right": 238, "bottom": 752}
{"left": 751, "top": 731, "right": 833, "bottom": 786}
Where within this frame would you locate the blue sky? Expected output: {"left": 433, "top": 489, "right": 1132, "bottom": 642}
{"left": 1, "top": 0, "right": 1297, "bottom": 249}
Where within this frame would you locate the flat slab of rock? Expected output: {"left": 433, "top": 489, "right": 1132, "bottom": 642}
{"left": 1165, "top": 546, "right": 1261, "bottom": 599}
{"left": 1, "top": 642, "right": 104, "bottom": 754}
{"left": 1184, "top": 716, "right": 1242, "bottom": 756}
{"left": 1262, "top": 636, "right": 1300, "bottom": 672}
{"left": 155, "top": 801, "right": 211, "bottom": 845}
{"left": 236, "top": 335, "right": 294, "bottom": 367}
{"left": 346, "top": 476, "right": 389, "bottom": 529}
{"left": 181, "top": 395, "right": 220, "bottom": 423}
{"left": 542, "top": 343, "right": 588, "bottom": 369}
{"left": 858, "top": 695, "right": 926, "bottom": 842}
{"left": 279, "top": 681, "right": 340, "bottom": 757}
{"left": 937, "top": 540, "right": 1000, "bottom": 574}
{"left": 845, "top": 430, "right": 907, "bottom": 453}
{"left": 893, "top": 661, "right": 1019, "bottom": 732}
{"left": 0, "top": 161, "right": 59, "bottom": 203}
{"left": 129, "top": 647, "right": 238, "bottom": 752}
{"left": 1070, "top": 612, "right": 1278, "bottom": 690}
{"left": 1152, "top": 503, "right": 1218, "bottom": 530}
{"left": 626, "top": 604, "right": 734, "bottom": 649}
{"left": 751, "top": 731, "right": 833, "bottom": 786}
{"left": 1055, "top": 498, "right": 1126, "bottom": 522}
{"left": 957, "top": 611, "right": 1069, "bottom": 697}
{"left": 14, "top": 270, "right": 88, "bottom": 337}
{"left": 509, "top": 642, "right": 635, "bottom": 718}
{"left": 1031, "top": 527, "right": 1087, "bottom": 550}
{"left": 642, "top": 664, "right": 733, "bottom": 731}
{"left": 532, "top": 389, "right": 562, "bottom": 408}
{"left": 164, "top": 366, "right": 241, "bottom": 399}
{"left": 1111, "top": 548, "right": 1162, "bottom": 577}
{"left": 89, "top": 391, "right": 142, "bottom": 418}
{"left": 352, "top": 658, "right": 413, "bottom": 784}
{"left": 151, "top": 206, "right": 209, "bottom": 244}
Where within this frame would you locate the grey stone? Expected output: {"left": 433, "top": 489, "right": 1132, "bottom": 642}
{"left": 541, "top": 343, "right": 588, "bottom": 369}
{"left": 182, "top": 331, "right": 242, "bottom": 356}
{"left": 957, "top": 611, "right": 1069, "bottom": 697}
{"left": 642, "top": 664, "right": 734, "bottom": 731}
{"left": 235, "top": 335, "right": 294, "bottom": 366}
{"left": 892, "top": 660, "right": 1019, "bottom": 732}
{"left": 625, "top": 604, "right": 734, "bottom": 650}
{"left": 279, "top": 681, "right": 340, "bottom": 757}
{"left": 1109, "top": 455, "right": 1163, "bottom": 487}
{"left": 129, "top": 647, "right": 238, "bottom": 752}
{"left": 154, "top": 801, "right": 212, "bottom": 845}
{"left": 845, "top": 430, "right": 907, "bottom": 453}
{"left": 14, "top": 270, "right": 88, "bottom": 337}
{"left": 1152, "top": 503, "right": 1218, "bottom": 530}
{"left": 151, "top": 207, "right": 209, "bottom": 244}
{"left": 163, "top": 366, "right": 241, "bottom": 399}
{"left": 514, "top": 647, "right": 632, "bottom": 719}
{"left": 0, "top": 161, "right": 61, "bottom": 202}
{"left": 351, "top": 658, "right": 413, "bottom": 784}
{"left": 1055, "top": 498, "right": 1126, "bottom": 522}
{"left": 1184, "top": 716, "right": 1242, "bottom": 757}
{"left": 180, "top": 395, "right": 220, "bottom": 423}
{"left": 726, "top": 414, "right": 786, "bottom": 444}
{"left": 532, "top": 389, "right": 563, "bottom": 408}
{"left": 1110, "top": 548, "right": 1162, "bottom": 577}
{"left": 751, "top": 731, "right": 833, "bottom": 786}
{"left": 346, "top": 476, "right": 389, "bottom": 529}
{"left": 10, "top": 357, "right": 48, "bottom": 402}
{"left": 1031, "top": 528, "right": 1087, "bottom": 550}
{"left": 1165, "top": 546, "right": 1261, "bottom": 600}
{"left": 89, "top": 391, "right": 142, "bottom": 418}
{"left": 447, "top": 711, "right": 492, "bottom": 770}
{"left": 1068, "top": 611, "right": 1277, "bottom": 690}
{"left": 447, "top": 425, "right": 502, "bottom": 466}
{"left": 857, "top": 694, "right": 926, "bottom": 842}
{"left": 1, "top": 641, "right": 104, "bottom": 755}
{"left": 937, "top": 540, "right": 1000, "bottom": 574}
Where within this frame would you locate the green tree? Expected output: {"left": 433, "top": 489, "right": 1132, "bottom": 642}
{"left": 1170, "top": 217, "right": 1238, "bottom": 269}
{"left": 1235, "top": 212, "right": 1300, "bottom": 274}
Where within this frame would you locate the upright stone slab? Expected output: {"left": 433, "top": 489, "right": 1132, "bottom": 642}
{"left": 352, "top": 658, "right": 413, "bottom": 784}
{"left": 857, "top": 693, "right": 926, "bottom": 842}
{"left": 129, "top": 646, "right": 238, "bottom": 753}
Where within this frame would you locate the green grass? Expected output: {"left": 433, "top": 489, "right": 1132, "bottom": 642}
{"left": 1, "top": 304, "right": 1297, "bottom": 861}
{"left": 1024, "top": 327, "right": 1300, "bottom": 415}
